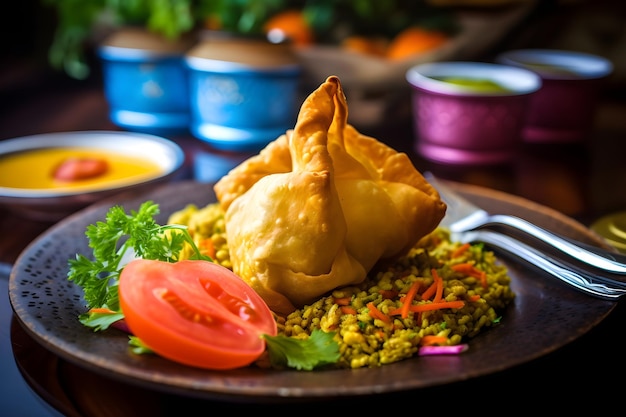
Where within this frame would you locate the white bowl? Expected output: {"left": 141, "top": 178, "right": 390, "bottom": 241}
{"left": 0, "top": 131, "right": 185, "bottom": 220}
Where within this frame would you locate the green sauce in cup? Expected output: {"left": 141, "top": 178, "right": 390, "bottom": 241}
{"left": 432, "top": 76, "right": 513, "bottom": 93}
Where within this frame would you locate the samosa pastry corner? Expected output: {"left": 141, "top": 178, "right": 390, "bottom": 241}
{"left": 214, "top": 76, "right": 446, "bottom": 315}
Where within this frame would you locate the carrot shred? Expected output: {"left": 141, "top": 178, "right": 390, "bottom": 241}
{"left": 334, "top": 296, "right": 352, "bottom": 306}
{"left": 199, "top": 238, "right": 216, "bottom": 259}
{"left": 400, "top": 280, "right": 421, "bottom": 319}
{"left": 468, "top": 294, "right": 481, "bottom": 302}
{"left": 479, "top": 271, "right": 487, "bottom": 289}
{"left": 367, "top": 302, "right": 391, "bottom": 324}
{"left": 432, "top": 269, "right": 444, "bottom": 303}
{"left": 407, "top": 300, "right": 465, "bottom": 313}
{"left": 420, "top": 335, "right": 448, "bottom": 346}
{"left": 89, "top": 307, "right": 117, "bottom": 314}
{"left": 378, "top": 289, "right": 399, "bottom": 299}
{"left": 420, "top": 280, "right": 437, "bottom": 301}
{"left": 389, "top": 300, "right": 465, "bottom": 316}
{"left": 340, "top": 306, "right": 357, "bottom": 315}
{"left": 451, "top": 242, "right": 471, "bottom": 258}
{"left": 451, "top": 262, "right": 475, "bottom": 274}
{"left": 451, "top": 263, "right": 488, "bottom": 289}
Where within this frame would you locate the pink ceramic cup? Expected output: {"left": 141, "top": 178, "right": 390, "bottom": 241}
{"left": 406, "top": 62, "right": 541, "bottom": 165}
{"left": 496, "top": 49, "right": 613, "bottom": 144}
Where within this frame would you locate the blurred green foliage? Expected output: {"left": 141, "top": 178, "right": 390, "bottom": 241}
{"left": 44, "top": 0, "right": 455, "bottom": 79}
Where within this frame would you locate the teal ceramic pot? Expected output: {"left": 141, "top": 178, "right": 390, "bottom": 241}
{"left": 185, "top": 36, "right": 301, "bottom": 152}
{"left": 98, "top": 28, "right": 195, "bottom": 135}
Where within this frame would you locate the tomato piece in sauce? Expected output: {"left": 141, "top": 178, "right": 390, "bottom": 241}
{"left": 119, "top": 259, "right": 277, "bottom": 370}
{"left": 53, "top": 157, "right": 109, "bottom": 181}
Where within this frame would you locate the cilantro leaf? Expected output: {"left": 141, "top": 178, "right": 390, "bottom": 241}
{"left": 79, "top": 310, "right": 125, "bottom": 331}
{"left": 262, "top": 329, "right": 340, "bottom": 370}
{"left": 129, "top": 336, "right": 155, "bottom": 355}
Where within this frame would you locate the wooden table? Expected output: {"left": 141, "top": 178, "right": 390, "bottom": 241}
{"left": 2, "top": 67, "right": 626, "bottom": 415}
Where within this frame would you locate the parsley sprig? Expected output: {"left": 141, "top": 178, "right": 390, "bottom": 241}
{"left": 67, "top": 201, "right": 209, "bottom": 329}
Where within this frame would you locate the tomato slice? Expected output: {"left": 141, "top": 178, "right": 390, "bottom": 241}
{"left": 119, "top": 259, "right": 277, "bottom": 370}
{"left": 53, "top": 157, "right": 109, "bottom": 181}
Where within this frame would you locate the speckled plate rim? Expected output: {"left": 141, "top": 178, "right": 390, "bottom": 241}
{"left": 8, "top": 180, "right": 617, "bottom": 402}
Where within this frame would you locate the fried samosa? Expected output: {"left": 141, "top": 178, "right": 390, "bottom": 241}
{"left": 214, "top": 76, "right": 446, "bottom": 315}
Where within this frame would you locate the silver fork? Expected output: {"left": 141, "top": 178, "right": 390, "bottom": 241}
{"left": 425, "top": 172, "right": 626, "bottom": 275}
{"left": 425, "top": 173, "right": 626, "bottom": 300}
{"left": 459, "top": 229, "right": 626, "bottom": 299}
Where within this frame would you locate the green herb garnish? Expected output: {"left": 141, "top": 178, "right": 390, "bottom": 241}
{"left": 263, "top": 329, "right": 341, "bottom": 371}
{"left": 67, "top": 200, "right": 210, "bottom": 330}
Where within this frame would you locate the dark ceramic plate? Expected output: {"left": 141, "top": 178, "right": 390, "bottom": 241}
{"left": 8, "top": 180, "right": 617, "bottom": 402}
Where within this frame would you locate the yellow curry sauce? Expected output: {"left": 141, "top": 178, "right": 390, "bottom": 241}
{"left": 0, "top": 147, "right": 164, "bottom": 191}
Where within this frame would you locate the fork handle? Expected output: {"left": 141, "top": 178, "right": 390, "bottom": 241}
{"left": 465, "top": 230, "right": 626, "bottom": 300}
{"left": 487, "top": 214, "right": 626, "bottom": 275}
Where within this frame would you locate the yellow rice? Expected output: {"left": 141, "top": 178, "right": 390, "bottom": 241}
{"left": 169, "top": 203, "right": 516, "bottom": 369}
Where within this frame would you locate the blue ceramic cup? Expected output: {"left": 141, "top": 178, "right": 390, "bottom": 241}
{"left": 99, "top": 28, "right": 194, "bottom": 134}
{"left": 185, "top": 36, "right": 301, "bottom": 152}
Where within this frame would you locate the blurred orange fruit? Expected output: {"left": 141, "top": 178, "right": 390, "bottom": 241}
{"left": 386, "top": 27, "right": 450, "bottom": 60}
{"left": 203, "top": 15, "right": 222, "bottom": 30}
{"left": 341, "top": 36, "right": 388, "bottom": 57}
{"left": 263, "top": 10, "right": 314, "bottom": 46}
